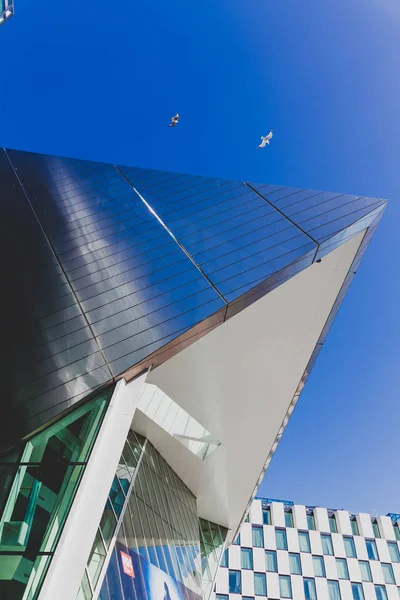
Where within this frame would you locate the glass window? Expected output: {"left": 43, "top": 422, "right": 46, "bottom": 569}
{"left": 279, "top": 576, "right": 292, "bottom": 599}
{"left": 382, "top": 563, "right": 395, "bottom": 584}
{"left": 394, "top": 524, "right": 400, "bottom": 541}
{"left": 299, "top": 531, "right": 311, "bottom": 553}
{"left": 352, "top": 583, "right": 365, "bottom": 600}
{"left": 328, "top": 580, "right": 342, "bottom": 600}
{"left": 276, "top": 528, "right": 288, "bottom": 550}
{"left": 233, "top": 533, "right": 240, "bottom": 545}
{"left": 344, "top": 536, "right": 357, "bottom": 558}
{"left": 285, "top": 510, "right": 294, "bottom": 528}
{"left": 304, "top": 578, "right": 317, "bottom": 600}
{"left": 321, "top": 534, "right": 334, "bottom": 555}
{"left": 241, "top": 548, "right": 253, "bottom": 570}
{"left": 313, "top": 555, "right": 325, "bottom": 577}
{"left": 329, "top": 515, "right": 338, "bottom": 533}
{"left": 336, "top": 558, "right": 349, "bottom": 579}
{"left": 254, "top": 572, "right": 267, "bottom": 596}
{"left": 221, "top": 549, "right": 228, "bottom": 567}
{"left": 217, "top": 596, "right": 228, "bottom": 600}
{"left": 307, "top": 512, "right": 316, "bottom": 530}
{"left": 360, "top": 561, "right": 372, "bottom": 582}
{"left": 289, "top": 553, "right": 302, "bottom": 575}
{"left": 266, "top": 550, "right": 277, "bottom": 572}
{"left": 366, "top": 539, "right": 379, "bottom": 560}
{"left": 375, "top": 585, "right": 388, "bottom": 600}
{"left": 252, "top": 525, "right": 264, "bottom": 547}
{"left": 351, "top": 517, "right": 360, "bottom": 536}
{"left": 229, "top": 570, "right": 241, "bottom": 594}
{"left": 388, "top": 542, "right": 400, "bottom": 563}
{"left": 372, "top": 520, "right": 381, "bottom": 538}
{"left": 244, "top": 514, "right": 249, "bottom": 523}
{"left": 262, "top": 508, "right": 271, "bottom": 525}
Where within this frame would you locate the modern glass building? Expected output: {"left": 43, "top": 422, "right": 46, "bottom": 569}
{"left": 0, "top": 0, "right": 13, "bottom": 25}
{"left": 0, "top": 148, "right": 387, "bottom": 599}
{"left": 215, "top": 498, "right": 400, "bottom": 600}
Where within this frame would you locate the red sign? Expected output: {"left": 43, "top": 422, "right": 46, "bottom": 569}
{"left": 121, "top": 551, "right": 135, "bottom": 578}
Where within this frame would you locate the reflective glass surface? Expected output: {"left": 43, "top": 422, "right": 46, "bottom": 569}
{"left": 0, "top": 389, "right": 110, "bottom": 599}
{"left": 1, "top": 148, "right": 387, "bottom": 453}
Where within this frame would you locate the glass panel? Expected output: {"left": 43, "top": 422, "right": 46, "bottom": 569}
{"left": 321, "top": 534, "right": 334, "bottom": 555}
{"left": 276, "top": 528, "right": 287, "bottom": 550}
{"left": 352, "top": 582, "right": 365, "bottom": 600}
{"left": 329, "top": 516, "right": 337, "bottom": 533}
{"left": 241, "top": 548, "right": 253, "bottom": 569}
{"left": 328, "top": 580, "right": 342, "bottom": 600}
{"left": 220, "top": 549, "right": 228, "bottom": 568}
{"left": 372, "top": 521, "right": 381, "bottom": 538}
{"left": 279, "top": 575, "right": 292, "bottom": 599}
{"left": 217, "top": 596, "right": 228, "bottom": 600}
{"left": 366, "top": 539, "right": 379, "bottom": 560}
{"left": 265, "top": 550, "right": 277, "bottom": 572}
{"left": 336, "top": 558, "right": 349, "bottom": 579}
{"left": 285, "top": 511, "right": 294, "bottom": 528}
{"left": 388, "top": 542, "right": 400, "bottom": 562}
{"left": 229, "top": 570, "right": 241, "bottom": 594}
{"left": 232, "top": 534, "right": 240, "bottom": 545}
{"left": 299, "top": 531, "right": 311, "bottom": 553}
{"left": 395, "top": 525, "right": 400, "bottom": 541}
{"left": 382, "top": 563, "right": 395, "bottom": 584}
{"left": 87, "top": 529, "right": 107, "bottom": 588}
{"left": 313, "top": 555, "right": 325, "bottom": 577}
{"left": 0, "top": 553, "right": 51, "bottom": 600}
{"left": 289, "top": 553, "right": 301, "bottom": 575}
{"left": 307, "top": 513, "right": 316, "bottom": 530}
{"left": 360, "top": 561, "right": 372, "bottom": 582}
{"left": 344, "top": 537, "right": 356, "bottom": 558}
{"left": 351, "top": 519, "right": 359, "bottom": 536}
{"left": 254, "top": 573, "right": 267, "bottom": 596}
{"left": 252, "top": 526, "right": 264, "bottom": 547}
{"left": 77, "top": 570, "right": 93, "bottom": 600}
{"left": 375, "top": 585, "right": 388, "bottom": 600}
{"left": 304, "top": 578, "right": 317, "bottom": 600}
{"left": 262, "top": 509, "right": 271, "bottom": 525}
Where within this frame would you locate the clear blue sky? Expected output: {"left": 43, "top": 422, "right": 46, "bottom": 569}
{"left": 2, "top": 0, "right": 399, "bottom": 515}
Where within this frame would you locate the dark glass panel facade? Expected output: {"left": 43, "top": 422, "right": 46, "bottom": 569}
{"left": 0, "top": 148, "right": 386, "bottom": 453}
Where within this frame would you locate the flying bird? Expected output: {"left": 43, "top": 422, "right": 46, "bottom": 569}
{"left": 169, "top": 114, "right": 180, "bottom": 127}
{"left": 258, "top": 130, "right": 273, "bottom": 148}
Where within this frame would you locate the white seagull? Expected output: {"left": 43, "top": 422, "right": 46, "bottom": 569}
{"left": 169, "top": 114, "right": 180, "bottom": 127}
{"left": 258, "top": 130, "right": 273, "bottom": 148}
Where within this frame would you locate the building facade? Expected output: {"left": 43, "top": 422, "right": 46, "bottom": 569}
{"left": 0, "top": 0, "right": 13, "bottom": 25}
{"left": 215, "top": 499, "right": 400, "bottom": 600}
{"left": 0, "top": 148, "right": 387, "bottom": 599}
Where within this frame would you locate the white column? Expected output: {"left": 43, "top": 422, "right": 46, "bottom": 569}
{"left": 314, "top": 508, "right": 330, "bottom": 533}
{"left": 378, "top": 516, "right": 396, "bottom": 540}
{"left": 250, "top": 499, "right": 263, "bottom": 525}
{"left": 293, "top": 505, "right": 308, "bottom": 530}
{"left": 336, "top": 511, "right": 352, "bottom": 535}
{"left": 38, "top": 376, "right": 146, "bottom": 600}
{"left": 271, "top": 502, "right": 285, "bottom": 527}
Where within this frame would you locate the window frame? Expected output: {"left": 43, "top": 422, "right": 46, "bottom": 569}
{"left": 350, "top": 517, "right": 360, "bottom": 536}
{"left": 321, "top": 533, "right": 334, "bottom": 555}
{"left": 254, "top": 572, "right": 267, "bottom": 597}
{"left": 343, "top": 536, "right": 357, "bottom": 558}
{"left": 307, "top": 511, "right": 316, "bottom": 531}
{"left": 336, "top": 557, "right": 350, "bottom": 580}
{"left": 275, "top": 527, "right": 288, "bottom": 550}
{"left": 252, "top": 525, "right": 264, "bottom": 548}
{"left": 382, "top": 563, "right": 395, "bottom": 585}
{"left": 299, "top": 530, "right": 311, "bottom": 553}
{"left": 304, "top": 578, "right": 317, "bottom": 600}
{"left": 229, "top": 570, "right": 242, "bottom": 594}
{"left": 328, "top": 579, "right": 342, "bottom": 600}
{"left": 359, "top": 560, "right": 372, "bottom": 582}
{"left": 312, "top": 555, "right": 326, "bottom": 577}
{"left": 279, "top": 575, "right": 293, "bottom": 599}
{"left": 285, "top": 509, "right": 294, "bottom": 528}
{"left": 329, "top": 514, "right": 338, "bottom": 533}
{"left": 241, "top": 547, "right": 254, "bottom": 570}
{"left": 265, "top": 549, "right": 277, "bottom": 573}
{"left": 374, "top": 584, "right": 388, "bottom": 600}
{"left": 372, "top": 519, "right": 381, "bottom": 539}
{"left": 289, "top": 552, "right": 302, "bottom": 575}
{"left": 351, "top": 582, "right": 365, "bottom": 600}
{"left": 262, "top": 507, "right": 271, "bottom": 525}
{"left": 388, "top": 541, "right": 400, "bottom": 563}
{"left": 366, "top": 538, "right": 379, "bottom": 560}
{"left": 220, "top": 548, "right": 228, "bottom": 568}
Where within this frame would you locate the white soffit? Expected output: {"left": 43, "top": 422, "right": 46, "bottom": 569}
{"left": 144, "top": 232, "right": 365, "bottom": 542}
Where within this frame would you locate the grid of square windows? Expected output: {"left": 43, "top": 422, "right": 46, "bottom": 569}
{"left": 216, "top": 502, "right": 400, "bottom": 600}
